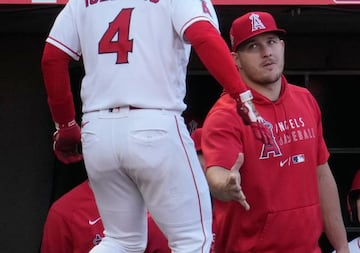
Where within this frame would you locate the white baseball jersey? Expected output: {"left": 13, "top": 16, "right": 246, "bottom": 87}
{"left": 46, "top": 0, "right": 219, "bottom": 113}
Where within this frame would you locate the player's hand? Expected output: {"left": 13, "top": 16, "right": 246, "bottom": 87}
{"left": 53, "top": 120, "right": 83, "bottom": 164}
{"left": 236, "top": 90, "right": 273, "bottom": 145}
{"left": 226, "top": 153, "right": 250, "bottom": 211}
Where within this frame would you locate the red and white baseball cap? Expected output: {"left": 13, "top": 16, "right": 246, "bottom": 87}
{"left": 229, "top": 11, "right": 286, "bottom": 52}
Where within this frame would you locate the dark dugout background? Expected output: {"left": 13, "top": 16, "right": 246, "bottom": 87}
{"left": 1, "top": 4, "right": 360, "bottom": 252}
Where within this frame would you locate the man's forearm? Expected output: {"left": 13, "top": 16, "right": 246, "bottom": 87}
{"left": 318, "top": 163, "right": 349, "bottom": 252}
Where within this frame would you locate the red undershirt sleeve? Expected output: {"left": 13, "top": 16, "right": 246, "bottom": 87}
{"left": 184, "top": 21, "right": 248, "bottom": 98}
{"left": 41, "top": 43, "right": 76, "bottom": 124}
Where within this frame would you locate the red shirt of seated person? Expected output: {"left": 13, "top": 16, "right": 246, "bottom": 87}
{"left": 40, "top": 179, "right": 170, "bottom": 253}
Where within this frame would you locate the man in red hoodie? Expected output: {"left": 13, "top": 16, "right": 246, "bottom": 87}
{"left": 201, "top": 11, "right": 349, "bottom": 253}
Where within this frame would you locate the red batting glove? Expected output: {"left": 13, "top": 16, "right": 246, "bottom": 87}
{"left": 236, "top": 90, "right": 273, "bottom": 145}
{"left": 53, "top": 120, "right": 83, "bottom": 164}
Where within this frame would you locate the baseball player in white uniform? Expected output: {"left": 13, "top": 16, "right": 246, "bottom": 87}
{"left": 41, "top": 0, "right": 273, "bottom": 252}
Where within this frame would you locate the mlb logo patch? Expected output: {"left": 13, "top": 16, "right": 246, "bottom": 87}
{"left": 292, "top": 154, "right": 305, "bottom": 164}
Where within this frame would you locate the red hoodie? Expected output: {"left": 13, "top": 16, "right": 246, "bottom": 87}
{"left": 202, "top": 75, "right": 328, "bottom": 253}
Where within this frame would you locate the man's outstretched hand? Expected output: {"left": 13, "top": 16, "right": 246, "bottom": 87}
{"left": 53, "top": 120, "right": 83, "bottom": 164}
{"left": 236, "top": 90, "right": 273, "bottom": 145}
{"left": 227, "top": 153, "right": 250, "bottom": 211}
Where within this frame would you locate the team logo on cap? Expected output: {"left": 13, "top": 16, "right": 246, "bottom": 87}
{"left": 249, "top": 13, "right": 266, "bottom": 32}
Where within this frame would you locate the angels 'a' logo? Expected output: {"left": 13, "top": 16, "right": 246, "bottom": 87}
{"left": 93, "top": 234, "right": 103, "bottom": 245}
{"left": 249, "top": 13, "right": 266, "bottom": 32}
{"left": 259, "top": 121, "right": 282, "bottom": 159}
{"left": 201, "top": 0, "right": 212, "bottom": 17}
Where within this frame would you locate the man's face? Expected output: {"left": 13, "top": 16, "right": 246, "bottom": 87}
{"left": 233, "top": 32, "right": 284, "bottom": 86}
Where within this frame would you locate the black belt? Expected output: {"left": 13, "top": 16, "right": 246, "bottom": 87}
{"left": 108, "top": 106, "right": 141, "bottom": 112}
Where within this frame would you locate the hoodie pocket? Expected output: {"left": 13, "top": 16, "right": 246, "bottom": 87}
{"left": 254, "top": 203, "right": 322, "bottom": 253}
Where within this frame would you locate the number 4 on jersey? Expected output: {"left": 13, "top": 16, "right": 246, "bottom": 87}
{"left": 98, "top": 8, "right": 134, "bottom": 64}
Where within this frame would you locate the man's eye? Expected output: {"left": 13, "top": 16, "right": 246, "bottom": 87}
{"left": 248, "top": 44, "right": 257, "bottom": 49}
{"left": 269, "top": 40, "right": 276, "bottom": 44}
{"left": 269, "top": 38, "right": 280, "bottom": 44}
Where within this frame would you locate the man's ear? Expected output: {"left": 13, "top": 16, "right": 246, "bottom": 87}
{"left": 231, "top": 52, "right": 242, "bottom": 70}
{"left": 280, "top": 39, "right": 285, "bottom": 50}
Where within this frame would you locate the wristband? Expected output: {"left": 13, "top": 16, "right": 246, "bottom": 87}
{"left": 239, "top": 90, "right": 253, "bottom": 103}
{"left": 55, "top": 119, "right": 77, "bottom": 130}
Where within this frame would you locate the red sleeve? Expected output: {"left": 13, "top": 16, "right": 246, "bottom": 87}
{"left": 184, "top": 21, "right": 247, "bottom": 98}
{"left": 41, "top": 43, "right": 76, "bottom": 124}
{"left": 40, "top": 208, "right": 73, "bottom": 253}
{"left": 201, "top": 96, "right": 244, "bottom": 170}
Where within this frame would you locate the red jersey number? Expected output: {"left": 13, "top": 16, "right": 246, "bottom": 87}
{"left": 98, "top": 8, "right": 134, "bottom": 64}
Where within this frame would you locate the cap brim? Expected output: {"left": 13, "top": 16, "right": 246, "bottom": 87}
{"left": 233, "top": 29, "right": 286, "bottom": 51}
